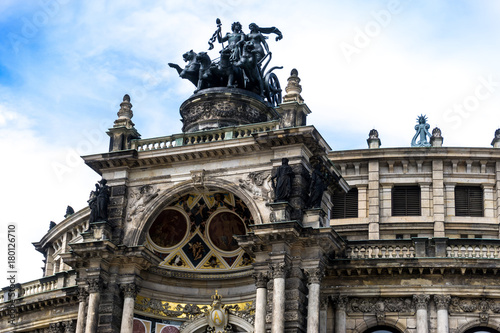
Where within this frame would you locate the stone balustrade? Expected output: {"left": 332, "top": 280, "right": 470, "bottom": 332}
{"left": 347, "top": 242, "right": 415, "bottom": 259}
{"left": 446, "top": 244, "right": 500, "bottom": 258}
{"left": 132, "top": 121, "right": 279, "bottom": 152}
{"left": 346, "top": 239, "right": 500, "bottom": 259}
{"left": 1, "top": 271, "right": 76, "bottom": 303}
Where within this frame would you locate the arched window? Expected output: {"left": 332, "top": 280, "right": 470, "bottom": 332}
{"left": 464, "top": 328, "right": 500, "bottom": 333}
{"left": 364, "top": 326, "right": 401, "bottom": 333}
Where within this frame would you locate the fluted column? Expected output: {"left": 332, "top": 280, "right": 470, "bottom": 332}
{"left": 271, "top": 263, "right": 287, "bottom": 333}
{"left": 85, "top": 278, "right": 103, "bottom": 333}
{"left": 120, "top": 283, "right": 140, "bottom": 333}
{"left": 413, "top": 294, "right": 430, "bottom": 333}
{"left": 254, "top": 272, "right": 269, "bottom": 333}
{"left": 305, "top": 268, "right": 324, "bottom": 333}
{"left": 76, "top": 288, "right": 88, "bottom": 333}
{"left": 434, "top": 295, "right": 451, "bottom": 333}
{"left": 333, "top": 295, "right": 348, "bottom": 333}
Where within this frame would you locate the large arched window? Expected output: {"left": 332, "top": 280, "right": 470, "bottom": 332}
{"left": 464, "top": 328, "right": 500, "bottom": 333}
{"left": 364, "top": 326, "right": 401, "bottom": 333}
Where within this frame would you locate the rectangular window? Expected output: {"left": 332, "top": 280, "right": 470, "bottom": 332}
{"left": 392, "top": 185, "right": 421, "bottom": 216}
{"left": 332, "top": 188, "right": 358, "bottom": 219}
{"left": 455, "top": 186, "right": 483, "bottom": 217}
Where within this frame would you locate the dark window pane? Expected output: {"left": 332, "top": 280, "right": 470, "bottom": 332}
{"left": 455, "top": 186, "right": 483, "bottom": 217}
{"left": 392, "top": 186, "right": 421, "bottom": 216}
{"left": 332, "top": 188, "right": 358, "bottom": 219}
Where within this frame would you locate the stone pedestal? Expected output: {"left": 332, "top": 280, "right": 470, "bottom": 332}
{"left": 180, "top": 88, "right": 278, "bottom": 133}
{"left": 303, "top": 208, "right": 326, "bottom": 228}
{"left": 268, "top": 202, "right": 293, "bottom": 223}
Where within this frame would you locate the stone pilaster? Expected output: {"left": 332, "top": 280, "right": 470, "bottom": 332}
{"left": 413, "top": 294, "right": 430, "bottom": 333}
{"left": 433, "top": 160, "right": 445, "bottom": 237}
{"left": 120, "top": 283, "right": 140, "bottom": 333}
{"left": 368, "top": 161, "right": 380, "bottom": 239}
{"left": 108, "top": 182, "right": 129, "bottom": 244}
{"left": 319, "top": 296, "right": 328, "bottom": 333}
{"left": 434, "top": 295, "right": 451, "bottom": 333}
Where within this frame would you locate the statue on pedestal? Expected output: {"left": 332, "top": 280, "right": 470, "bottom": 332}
{"left": 308, "top": 164, "right": 326, "bottom": 208}
{"left": 272, "top": 158, "right": 294, "bottom": 202}
{"left": 88, "top": 179, "right": 110, "bottom": 223}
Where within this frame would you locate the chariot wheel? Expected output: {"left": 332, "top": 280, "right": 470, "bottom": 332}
{"left": 265, "top": 72, "right": 282, "bottom": 107}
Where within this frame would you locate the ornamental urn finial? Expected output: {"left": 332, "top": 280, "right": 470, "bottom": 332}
{"left": 283, "top": 68, "right": 304, "bottom": 103}
{"left": 117, "top": 94, "right": 133, "bottom": 120}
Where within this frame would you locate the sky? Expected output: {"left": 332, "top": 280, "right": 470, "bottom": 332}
{"left": 1, "top": 0, "right": 500, "bottom": 283}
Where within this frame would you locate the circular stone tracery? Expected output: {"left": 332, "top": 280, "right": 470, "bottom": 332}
{"left": 148, "top": 208, "right": 189, "bottom": 249}
{"left": 144, "top": 191, "right": 254, "bottom": 271}
{"left": 207, "top": 211, "right": 246, "bottom": 253}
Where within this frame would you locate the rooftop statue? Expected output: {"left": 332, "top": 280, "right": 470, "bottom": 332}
{"left": 411, "top": 114, "right": 432, "bottom": 147}
{"left": 169, "top": 18, "right": 283, "bottom": 106}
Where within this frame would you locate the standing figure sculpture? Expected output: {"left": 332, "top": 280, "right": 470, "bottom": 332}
{"left": 411, "top": 114, "right": 432, "bottom": 147}
{"left": 88, "top": 179, "right": 111, "bottom": 222}
{"left": 217, "top": 21, "right": 245, "bottom": 61}
{"left": 272, "top": 158, "right": 294, "bottom": 202}
{"left": 308, "top": 164, "right": 326, "bottom": 208}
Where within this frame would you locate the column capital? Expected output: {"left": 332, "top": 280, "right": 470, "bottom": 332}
{"left": 86, "top": 277, "right": 103, "bottom": 293}
{"left": 269, "top": 262, "right": 288, "bottom": 279}
{"left": 77, "top": 287, "right": 88, "bottom": 302}
{"left": 331, "top": 295, "right": 348, "bottom": 310}
{"left": 413, "top": 294, "right": 430, "bottom": 310}
{"left": 121, "top": 283, "right": 140, "bottom": 298}
{"left": 304, "top": 267, "right": 324, "bottom": 285}
{"left": 434, "top": 294, "right": 451, "bottom": 310}
{"left": 253, "top": 271, "right": 269, "bottom": 288}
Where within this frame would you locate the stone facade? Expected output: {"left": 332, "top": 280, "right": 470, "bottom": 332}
{"left": 2, "top": 71, "right": 500, "bottom": 333}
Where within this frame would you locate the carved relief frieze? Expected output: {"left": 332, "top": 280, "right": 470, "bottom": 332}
{"left": 238, "top": 171, "right": 273, "bottom": 201}
{"left": 127, "top": 184, "right": 159, "bottom": 222}
{"left": 450, "top": 297, "right": 500, "bottom": 322}
{"left": 346, "top": 297, "right": 414, "bottom": 315}
{"left": 134, "top": 295, "right": 254, "bottom": 321}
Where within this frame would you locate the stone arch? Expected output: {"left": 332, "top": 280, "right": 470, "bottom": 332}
{"left": 457, "top": 319, "right": 500, "bottom": 333}
{"left": 180, "top": 314, "right": 254, "bottom": 333}
{"left": 352, "top": 317, "right": 409, "bottom": 333}
{"left": 127, "top": 178, "right": 264, "bottom": 247}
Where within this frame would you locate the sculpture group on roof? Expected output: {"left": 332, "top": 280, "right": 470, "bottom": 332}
{"left": 169, "top": 19, "right": 284, "bottom": 106}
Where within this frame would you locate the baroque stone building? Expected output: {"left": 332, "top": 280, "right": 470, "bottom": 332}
{"left": 2, "top": 67, "right": 500, "bottom": 333}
